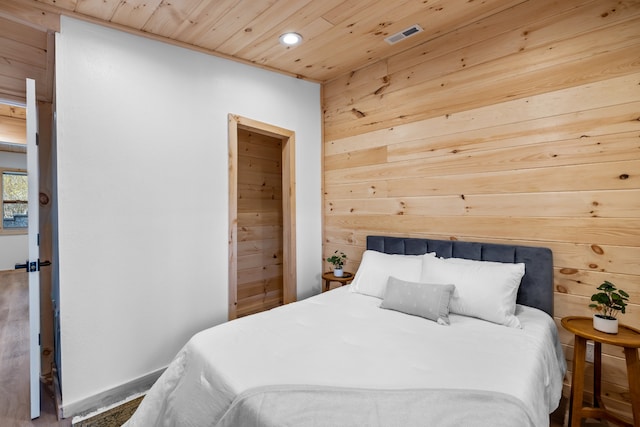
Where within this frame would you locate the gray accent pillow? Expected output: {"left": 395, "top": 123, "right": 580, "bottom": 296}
{"left": 380, "top": 276, "right": 455, "bottom": 325}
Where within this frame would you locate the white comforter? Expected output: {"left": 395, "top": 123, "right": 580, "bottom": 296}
{"left": 124, "top": 286, "right": 566, "bottom": 427}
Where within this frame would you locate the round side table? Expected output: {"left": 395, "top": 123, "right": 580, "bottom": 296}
{"left": 321, "top": 271, "right": 354, "bottom": 292}
{"left": 561, "top": 316, "right": 640, "bottom": 427}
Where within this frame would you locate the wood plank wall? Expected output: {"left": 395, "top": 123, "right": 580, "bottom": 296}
{"left": 236, "top": 128, "right": 284, "bottom": 317}
{"left": 322, "top": 0, "right": 640, "bottom": 420}
{"left": 0, "top": 15, "right": 54, "bottom": 104}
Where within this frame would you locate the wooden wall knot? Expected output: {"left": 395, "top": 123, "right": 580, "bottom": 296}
{"left": 374, "top": 76, "right": 391, "bottom": 95}
{"left": 559, "top": 268, "right": 578, "bottom": 275}
{"left": 351, "top": 108, "right": 366, "bottom": 118}
{"left": 556, "top": 285, "right": 568, "bottom": 294}
{"left": 39, "top": 192, "right": 49, "bottom": 205}
{"left": 590, "top": 244, "right": 604, "bottom": 255}
{"left": 374, "top": 84, "right": 389, "bottom": 95}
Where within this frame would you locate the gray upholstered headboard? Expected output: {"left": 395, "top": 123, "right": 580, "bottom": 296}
{"left": 366, "top": 236, "right": 554, "bottom": 317}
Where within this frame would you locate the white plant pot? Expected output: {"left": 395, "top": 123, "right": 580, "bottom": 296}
{"left": 593, "top": 314, "right": 618, "bottom": 334}
{"left": 333, "top": 268, "right": 344, "bottom": 277}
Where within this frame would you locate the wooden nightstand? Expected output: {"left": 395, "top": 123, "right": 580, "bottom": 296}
{"left": 321, "top": 271, "right": 354, "bottom": 292}
{"left": 561, "top": 316, "right": 640, "bottom": 427}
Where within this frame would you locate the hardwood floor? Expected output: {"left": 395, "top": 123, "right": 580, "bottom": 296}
{"left": 0, "top": 269, "right": 70, "bottom": 427}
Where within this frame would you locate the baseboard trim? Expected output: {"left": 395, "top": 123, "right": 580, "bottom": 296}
{"left": 61, "top": 367, "right": 165, "bottom": 419}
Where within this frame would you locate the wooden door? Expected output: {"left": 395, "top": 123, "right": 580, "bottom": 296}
{"left": 235, "top": 129, "right": 283, "bottom": 317}
{"left": 228, "top": 115, "right": 296, "bottom": 320}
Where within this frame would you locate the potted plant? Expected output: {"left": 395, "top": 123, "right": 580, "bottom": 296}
{"left": 326, "top": 250, "right": 347, "bottom": 277}
{"left": 589, "top": 280, "right": 629, "bottom": 334}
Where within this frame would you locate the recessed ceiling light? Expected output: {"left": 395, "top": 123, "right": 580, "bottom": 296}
{"left": 279, "top": 32, "right": 303, "bottom": 46}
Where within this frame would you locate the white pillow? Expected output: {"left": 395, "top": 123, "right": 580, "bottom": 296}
{"left": 420, "top": 255, "right": 525, "bottom": 327}
{"left": 350, "top": 250, "right": 432, "bottom": 298}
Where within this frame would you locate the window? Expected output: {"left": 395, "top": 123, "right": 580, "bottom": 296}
{"left": 2, "top": 170, "right": 28, "bottom": 230}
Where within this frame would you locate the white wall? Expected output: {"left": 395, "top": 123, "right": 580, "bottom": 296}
{"left": 0, "top": 151, "right": 28, "bottom": 270}
{"left": 55, "top": 16, "right": 322, "bottom": 411}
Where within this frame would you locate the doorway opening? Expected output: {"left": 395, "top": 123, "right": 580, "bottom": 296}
{"left": 228, "top": 114, "right": 296, "bottom": 320}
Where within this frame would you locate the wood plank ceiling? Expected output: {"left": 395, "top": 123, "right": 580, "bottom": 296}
{"left": 2, "top": 0, "right": 527, "bottom": 87}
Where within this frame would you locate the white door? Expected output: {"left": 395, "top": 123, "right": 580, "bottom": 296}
{"left": 26, "top": 77, "right": 41, "bottom": 419}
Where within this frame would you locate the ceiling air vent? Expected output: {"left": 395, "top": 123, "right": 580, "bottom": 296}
{"left": 384, "top": 24, "right": 423, "bottom": 45}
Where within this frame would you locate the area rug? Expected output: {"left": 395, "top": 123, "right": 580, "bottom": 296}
{"left": 72, "top": 396, "right": 143, "bottom": 427}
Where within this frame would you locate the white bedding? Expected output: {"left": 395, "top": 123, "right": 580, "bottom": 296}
{"left": 124, "top": 286, "right": 566, "bottom": 427}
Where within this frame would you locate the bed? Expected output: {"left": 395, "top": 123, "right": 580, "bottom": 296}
{"left": 124, "top": 236, "right": 566, "bottom": 427}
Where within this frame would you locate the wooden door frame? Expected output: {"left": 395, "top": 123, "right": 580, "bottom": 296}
{"left": 228, "top": 114, "right": 296, "bottom": 320}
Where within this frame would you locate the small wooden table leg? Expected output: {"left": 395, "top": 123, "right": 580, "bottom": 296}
{"left": 569, "top": 336, "right": 587, "bottom": 427}
{"left": 593, "top": 341, "right": 602, "bottom": 408}
{"left": 324, "top": 279, "right": 330, "bottom": 292}
{"left": 624, "top": 347, "right": 640, "bottom": 426}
